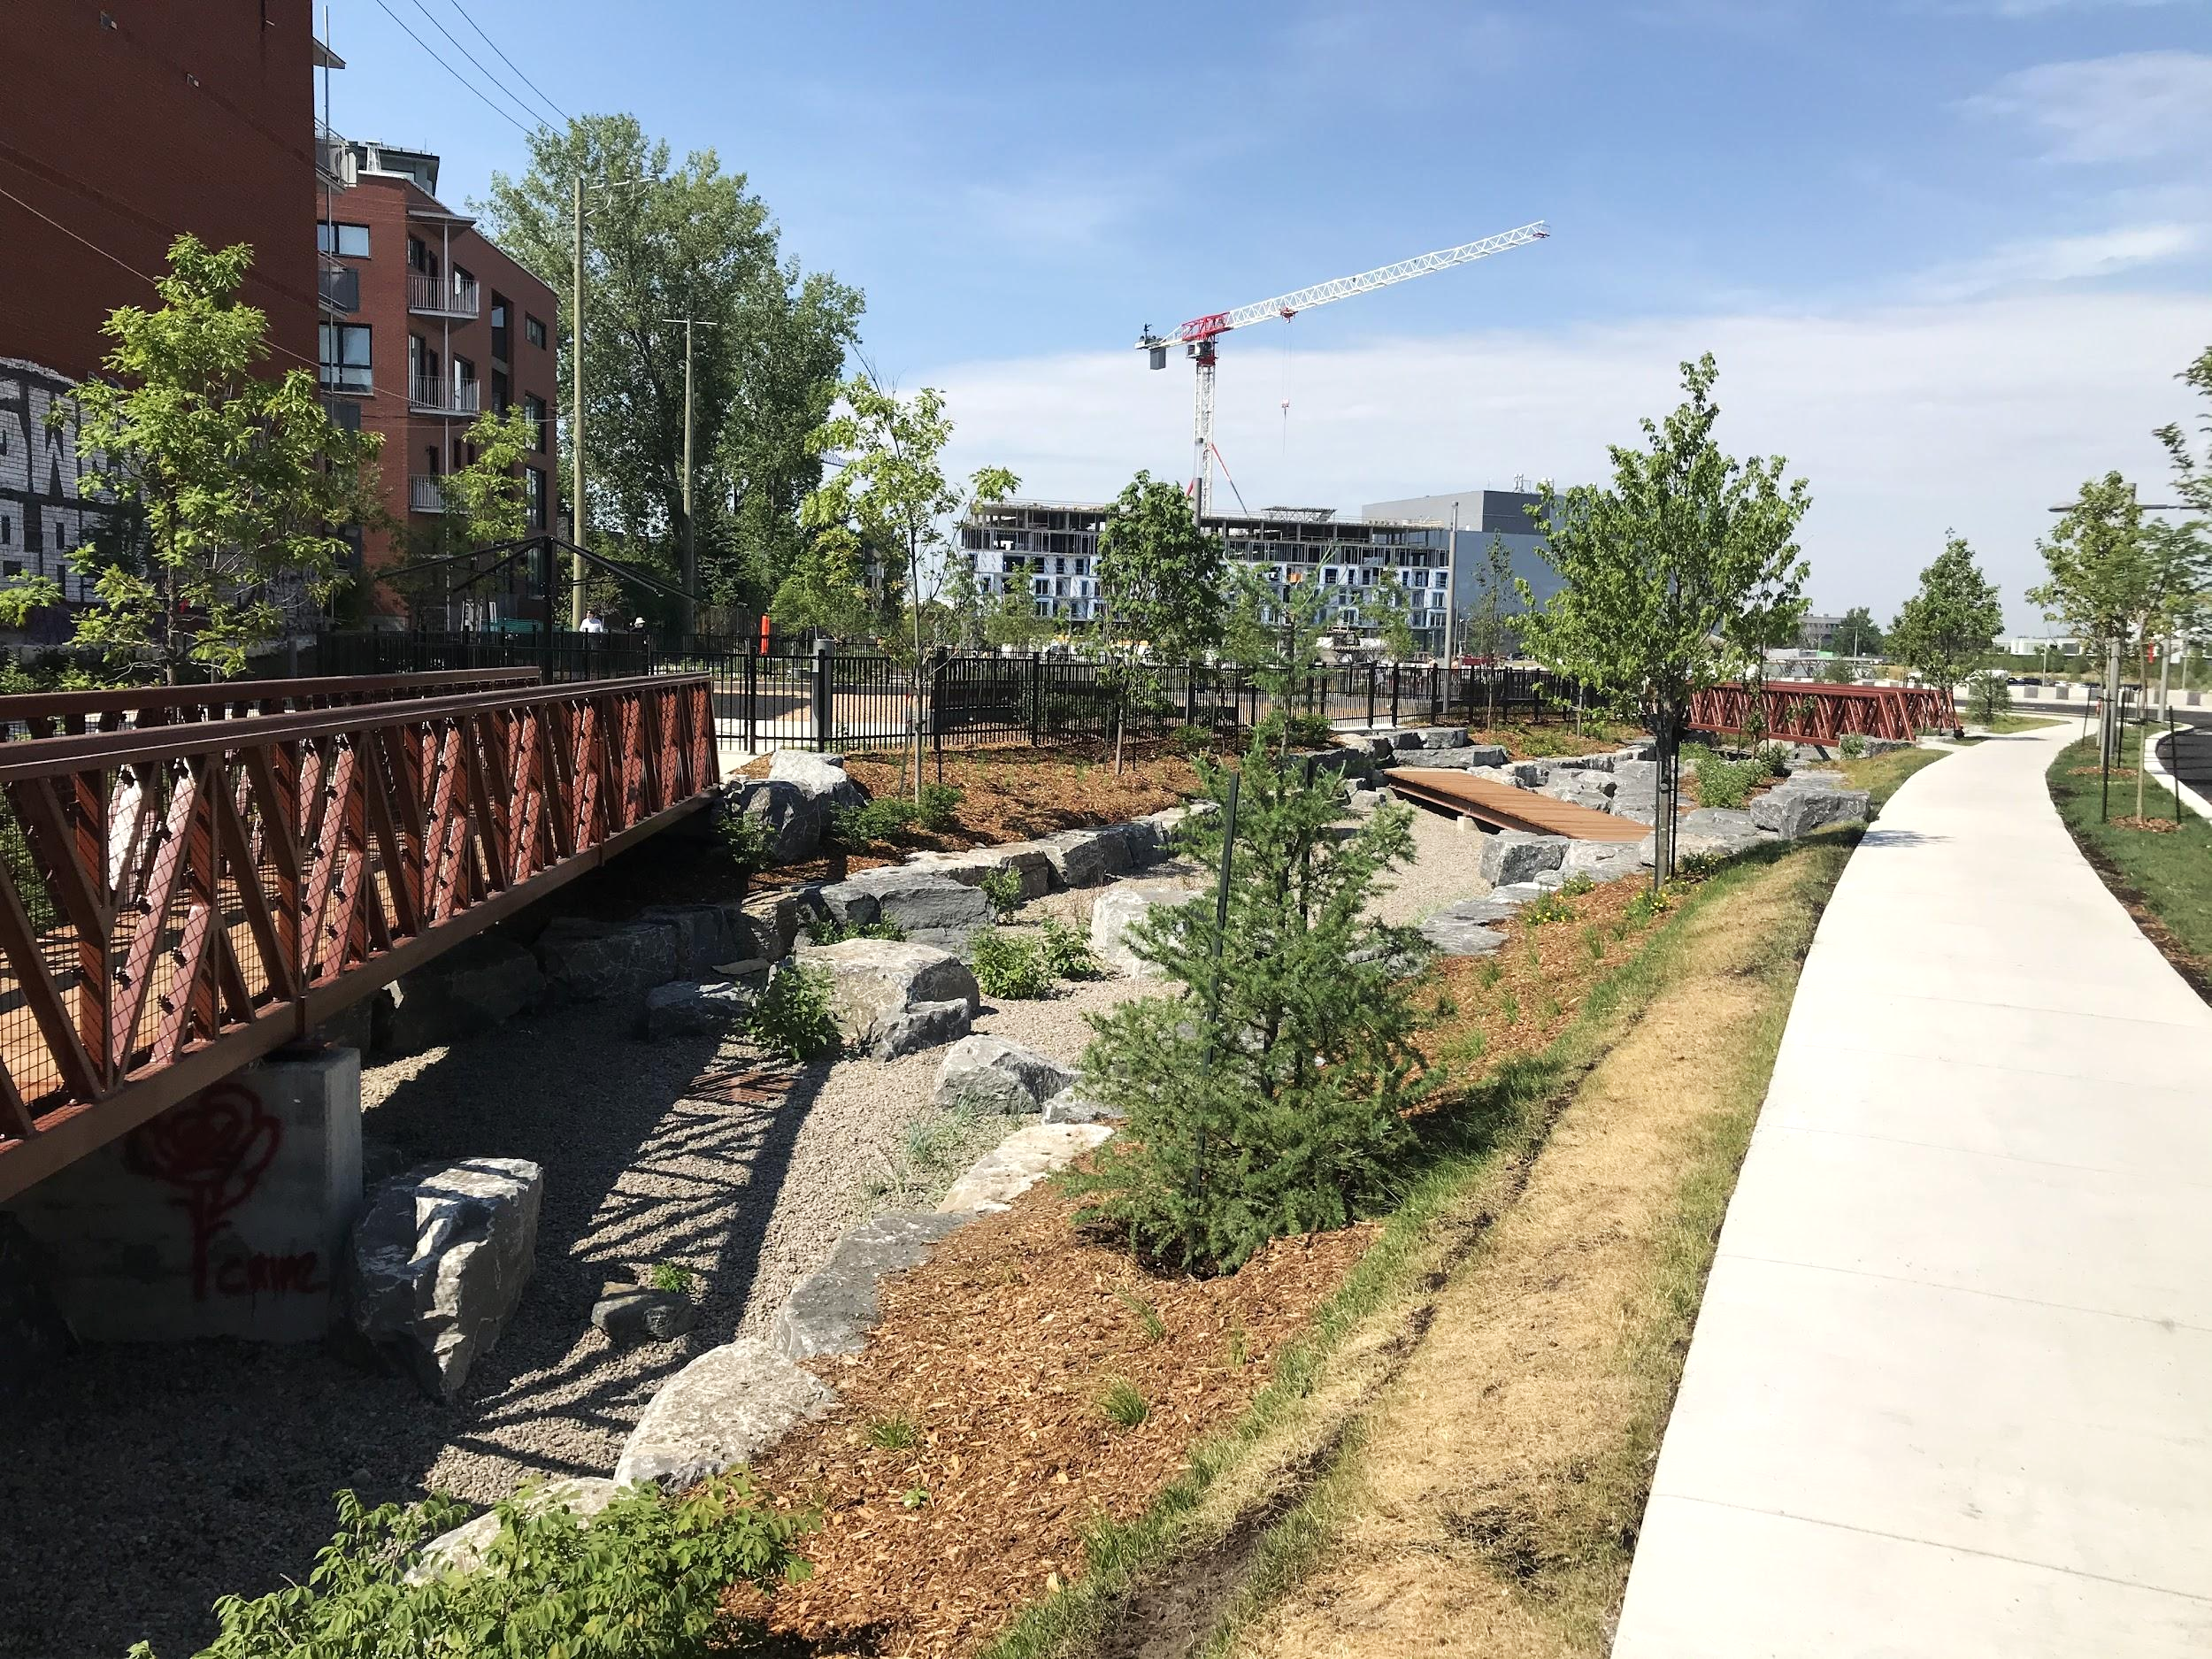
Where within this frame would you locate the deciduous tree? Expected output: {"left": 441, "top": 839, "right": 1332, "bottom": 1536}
{"left": 1517, "top": 354, "right": 1809, "bottom": 881}
{"left": 1094, "top": 472, "right": 1225, "bottom": 771}
{"left": 1891, "top": 533, "right": 2003, "bottom": 731}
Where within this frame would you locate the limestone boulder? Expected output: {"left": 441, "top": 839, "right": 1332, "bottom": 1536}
{"left": 1477, "top": 830, "right": 1570, "bottom": 887}
{"left": 741, "top": 893, "right": 803, "bottom": 963}
{"left": 726, "top": 779, "right": 826, "bottom": 864}
{"left": 1561, "top": 840, "right": 1644, "bottom": 883}
{"left": 1041, "top": 826, "right": 1133, "bottom": 888}
{"left": 1418, "top": 913, "right": 1507, "bottom": 956}
{"left": 1509, "top": 760, "right": 1557, "bottom": 787}
{"left": 871, "top": 998, "right": 972, "bottom": 1060}
{"left": 908, "top": 843, "right": 1056, "bottom": 903}
{"left": 1783, "top": 769, "right": 1847, "bottom": 792}
{"left": 416, "top": 1479, "right": 624, "bottom": 1579}
{"left": 612, "top": 1337, "right": 835, "bottom": 1489}
{"left": 938, "top": 1123, "right": 1115, "bottom": 1214}
{"left": 375, "top": 935, "right": 543, "bottom": 1056}
{"left": 1415, "top": 726, "right": 1471, "bottom": 749}
{"left": 772, "top": 1211, "right": 969, "bottom": 1361}
{"left": 1089, "top": 878, "right": 1194, "bottom": 979}
{"left": 840, "top": 867, "right": 995, "bottom": 949}
{"left": 636, "top": 903, "right": 754, "bottom": 979}
{"left": 1540, "top": 772, "right": 1615, "bottom": 810}
{"left": 768, "top": 749, "right": 866, "bottom": 810}
{"left": 591, "top": 1284, "right": 697, "bottom": 1345}
{"left": 1041, "top": 1087, "right": 1119, "bottom": 1125}
{"left": 934, "top": 1035, "right": 1077, "bottom": 1115}
{"left": 1554, "top": 753, "right": 1617, "bottom": 773}
{"left": 1679, "top": 807, "right": 1761, "bottom": 841}
{"left": 534, "top": 917, "right": 680, "bottom": 1003}
{"left": 347, "top": 1158, "right": 543, "bottom": 1402}
{"left": 1490, "top": 881, "right": 1550, "bottom": 904}
{"left": 795, "top": 939, "right": 980, "bottom": 1056}
{"left": 639, "top": 979, "right": 755, "bottom": 1041}
{"left": 1752, "top": 787, "right": 1870, "bottom": 838}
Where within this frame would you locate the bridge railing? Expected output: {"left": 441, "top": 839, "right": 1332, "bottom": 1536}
{"left": 1689, "top": 680, "right": 1954, "bottom": 745}
{"left": 0, "top": 667, "right": 542, "bottom": 744}
{"left": 0, "top": 672, "right": 716, "bottom": 1200}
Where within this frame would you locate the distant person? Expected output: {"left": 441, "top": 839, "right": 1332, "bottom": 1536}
{"left": 580, "top": 611, "right": 606, "bottom": 634}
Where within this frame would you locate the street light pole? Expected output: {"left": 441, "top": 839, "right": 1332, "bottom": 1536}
{"left": 571, "top": 173, "right": 586, "bottom": 629}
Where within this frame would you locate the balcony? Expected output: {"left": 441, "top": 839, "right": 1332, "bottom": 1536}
{"left": 315, "top": 120, "right": 354, "bottom": 188}
{"left": 408, "top": 476, "right": 447, "bottom": 514}
{"left": 318, "top": 263, "right": 358, "bottom": 314}
{"left": 408, "top": 273, "right": 480, "bottom": 319}
{"left": 410, "top": 377, "right": 481, "bottom": 416}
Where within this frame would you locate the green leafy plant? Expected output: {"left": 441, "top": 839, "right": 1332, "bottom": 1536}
{"left": 1063, "top": 741, "right": 1434, "bottom": 1275}
{"left": 1114, "top": 1287, "right": 1168, "bottom": 1343}
{"left": 1582, "top": 925, "right": 1607, "bottom": 962}
{"left": 1226, "top": 1327, "right": 1250, "bottom": 1368}
{"left": 978, "top": 865, "right": 1026, "bottom": 919}
{"left": 831, "top": 798, "right": 919, "bottom": 847}
{"left": 1558, "top": 871, "right": 1597, "bottom": 896}
{"left": 972, "top": 930, "right": 1054, "bottom": 1000}
{"left": 1499, "top": 991, "right": 1522, "bottom": 1026}
{"left": 1839, "top": 731, "right": 1868, "bottom": 760}
{"left": 648, "top": 1262, "right": 699, "bottom": 1295}
{"left": 1169, "top": 722, "right": 1216, "bottom": 759}
{"left": 1625, "top": 886, "right": 1677, "bottom": 926}
{"left": 1754, "top": 741, "right": 1793, "bottom": 778}
{"left": 716, "top": 809, "right": 774, "bottom": 875}
{"left": 127, "top": 1475, "right": 812, "bottom": 1659}
{"left": 1100, "top": 1378, "right": 1151, "bottom": 1429}
{"left": 1520, "top": 890, "right": 1576, "bottom": 926}
{"left": 900, "top": 1487, "right": 930, "bottom": 1511}
{"left": 1691, "top": 749, "right": 1760, "bottom": 810}
{"left": 1040, "top": 918, "right": 1100, "bottom": 980}
{"left": 804, "top": 915, "right": 906, "bottom": 947}
{"left": 1476, "top": 958, "right": 1503, "bottom": 990}
{"left": 1675, "top": 849, "right": 1726, "bottom": 883}
{"left": 749, "top": 962, "right": 840, "bottom": 1062}
{"left": 867, "top": 1414, "right": 918, "bottom": 1451}
{"left": 917, "top": 780, "right": 962, "bottom": 832}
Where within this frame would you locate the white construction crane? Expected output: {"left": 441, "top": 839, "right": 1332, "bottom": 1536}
{"left": 1135, "top": 220, "right": 1549, "bottom": 515}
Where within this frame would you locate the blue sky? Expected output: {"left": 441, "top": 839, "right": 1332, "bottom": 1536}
{"left": 328, "top": 0, "right": 2212, "bottom": 626}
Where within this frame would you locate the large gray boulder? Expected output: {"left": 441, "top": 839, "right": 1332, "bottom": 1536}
{"left": 839, "top": 867, "right": 995, "bottom": 949}
{"left": 726, "top": 779, "right": 826, "bottom": 864}
{"left": 640, "top": 979, "right": 755, "bottom": 1041}
{"left": 772, "top": 1210, "right": 969, "bottom": 1361}
{"left": 741, "top": 893, "right": 803, "bottom": 963}
{"left": 1088, "top": 878, "right": 1193, "bottom": 978}
{"left": 636, "top": 903, "right": 754, "bottom": 979}
{"left": 935, "top": 1035, "right": 1077, "bottom": 1115}
{"left": 1509, "top": 760, "right": 1557, "bottom": 788}
{"left": 375, "top": 935, "right": 543, "bottom": 1056}
{"left": 347, "top": 1158, "right": 543, "bottom": 1402}
{"left": 534, "top": 917, "right": 680, "bottom": 1003}
{"left": 768, "top": 749, "right": 866, "bottom": 810}
{"left": 1553, "top": 753, "right": 1617, "bottom": 773}
{"left": 908, "top": 843, "right": 1056, "bottom": 903}
{"left": 1540, "top": 772, "right": 1615, "bottom": 810}
{"left": 1041, "top": 826, "right": 1133, "bottom": 887}
{"left": 1478, "top": 830, "right": 1570, "bottom": 887}
{"left": 1415, "top": 726, "right": 1471, "bottom": 749}
{"left": 1418, "top": 911, "right": 1508, "bottom": 956}
{"left": 938, "top": 1123, "right": 1115, "bottom": 1214}
{"left": 1679, "top": 807, "right": 1760, "bottom": 841}
{"left": 1561, "top": 840, "right": 1644, "bottom": 882}
{"left": 795, "top": 939, "right": 981, "bottom": 1056}
{"left": 1752, "top": 786, "right": 1870, "bottom": 838}
{"left": 869, "top": 998, "right": 972, "bottom": 1061}
{"left": 1041, "top": 1087, "right": 1119, "bottom": 1125}
{"left": 612, "top": 1337, "right": 835, "bottom": 1489}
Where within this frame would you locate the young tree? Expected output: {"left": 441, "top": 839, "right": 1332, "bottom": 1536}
{"left": 1225, "top": 566, "right": 1330, "bottom": 749}
{"left": 1458, "top": 533, "right": 1519, "bottom": 729}
{"left": 1361, "top": 570, "right": 1420, "bottom": 662}
{"left": 479, "top": 114, "right": 862, "bottom": 611}
{"left": 767, "top": 531, "right": 873, "bottom": 641}
{"left": 801, "top": 377, "right": 1015, "bottom": 797}
{"left": 1094, "top": 472, "right": 1225, "bottom": 771}
{"left": 982, "top": 563, "right": 1054, "bottom": 651}
{"left": 2155, "top": 344, "right": 2212, "bottom": 520}
{"left": 1064, "top": 742, "right": 1436, "bottom": 1274}
{"left": 1891, "top": 532, "right": 2004, "bottom": 731}
{"left": 1, "top": 236, "right": 382, "bottom": 682}
{"left": 438, "top": 407, "right": 540, "bottom": 543}
{"left": 1517, "top": 354, "right": 1809, "bottom": 882}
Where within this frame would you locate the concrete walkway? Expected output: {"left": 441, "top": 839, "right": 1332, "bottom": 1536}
{"left": 1615, "top": 725, "right": 2212, "bottom": 1656}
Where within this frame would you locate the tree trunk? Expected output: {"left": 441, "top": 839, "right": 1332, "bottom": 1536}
{"left": 2138, "top": 635, "right": 2152, "bottom": 820}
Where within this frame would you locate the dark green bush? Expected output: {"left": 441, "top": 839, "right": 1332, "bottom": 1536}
{"left": 749, "top": 962, "right": 840, "bottom": 1061}
{"left": 716, "top": 809, "right": 773, "bottom": 874}
{"left": 1690, "top": 748, "right": 1760, "bottom": 810}
{"left": 832, "top": 798, "right": 917, "bottom": 847}
{"left": 1040, "top": 918, "right": 1100, "bottom": 979}
{"left": 972, "top": 930, "right": 1054, "bottom": 1000}
{"left": 917, "top": 781, "right": 962, "bottom": 832}
{"left": 128, "top": 1475, "right": 811, "bottom": 1659}
{"left": 978, "top": 865, "right": 1026, "bottom": 919}
{"left": 804, "top": 915, "right": 905, "bottom": 947}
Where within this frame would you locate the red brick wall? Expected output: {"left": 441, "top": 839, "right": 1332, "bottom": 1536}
{"left": 0, "top": 0, "right": 319, "bottom": 382}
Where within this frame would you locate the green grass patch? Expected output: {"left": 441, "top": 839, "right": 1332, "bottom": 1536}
{"left": 2048, "top": 731, "right": 2212, "bottom": 976}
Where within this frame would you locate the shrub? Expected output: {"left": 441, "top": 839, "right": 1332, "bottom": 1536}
{"left": 1521, "top": 889, "right": 1576, "bottom": 926}
{"left": 1754, "top": 741, "right": 1793, "bottom": 778}
{"left": 716, "top": 809, "right": 773, "bottom": 874}
{"left": 1840, "top": 731, "right": 1868, "bottom": 760}
{"left": 1169, "top": 722, "right": 1215, "bottom": 759}
{"left": 804, "top": 915, "right": 905, "bottom": 947}
{"left": 1254, "top": 708, "right": 1338, "bottom": 750}
{"left": 1691, "top": 749, "right": 1760, "bottom": 810}
{"left": 1675, "top": 849, "right": 1725, "bottom": 882}
{"left": 917, "top": 780, "right": 962, "bottom": 832}
{"left": 1558, "top": 871, "right": 1597, "bottom": 897}
{"left": 1040, "top": 918, "right": 1100, "bottom": 979}
{"left": 1964, "top": 667, "right": 2011, "bottom": 727}
{"left": 831, "top": 797, "right": 917, "bottom": 847}
{"left": 127, "top": 1476, "right": 812, "bottom": 1659}
{"left": 1100, "top": 1378, "right": 1150, "bottom": 1429}
{"left": 978, "top": 865, "right": 1026, "bottom": 919}
{"left": 1064, "top": 739, "right": 1434, "bottom": 1275}
{"left": 749, "top": 962, "right": 840, "bottom": 1062}
{"left": 972, "top": 930, "right": 1054, "bottom": 1000}
{"left": 648, "top": 1262, "right": 698, "bottom": 1294}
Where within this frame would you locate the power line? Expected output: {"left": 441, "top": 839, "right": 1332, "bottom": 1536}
{"left": 405, "top": 0, "right": 559, "bottom": 133}
{"left": 445, "top": 0, "right": 573, "bottom": 126}
{"left": 368, "top": 0, "right": 539, "bottom": 138}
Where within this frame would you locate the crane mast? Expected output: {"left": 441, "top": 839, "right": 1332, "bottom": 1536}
{"left": 1137, "top": 220, "right": 1548, "bottom": 515}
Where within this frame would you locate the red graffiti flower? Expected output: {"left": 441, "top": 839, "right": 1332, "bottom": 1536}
{"left": 127, "top": 1083, "right": 281, "bottom": 1302}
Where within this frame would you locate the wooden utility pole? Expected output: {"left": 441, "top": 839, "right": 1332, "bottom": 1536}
{"left": 662, "top": 315, "right": 721, "bottom": 640}
{"left": 570, "top": 173, "right": 587, "bottom": 628}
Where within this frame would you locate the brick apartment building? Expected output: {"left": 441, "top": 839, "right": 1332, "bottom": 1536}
{"left": 319, "top": 140, "right": 561, "bottom": 617}
{"left": 0, "top": 0, "right": 326, "bottom": 611}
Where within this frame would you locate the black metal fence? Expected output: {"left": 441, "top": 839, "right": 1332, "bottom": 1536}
{"left": 308, "top": 632, "right": 1579, "bottom": 755}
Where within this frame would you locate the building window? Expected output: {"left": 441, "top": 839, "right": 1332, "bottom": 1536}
{"left": 319, "top": 322, "right": 373, "bottom": 393}
{"left": 526, "top": 313, "right": 548, "bottom": 349}
{"left": 2, "top": 560, "right": 17, "bottom": 578}
{"left": 526, "top": 466, "right": 546, "bottom": 528}
{"left": 407, "top": 236, "right": 434, "bottom": 276}
{"left": 317, "top": 221, "right": 371, "bottom": 257}
{"left": 491, "top": 369, "right": 510, "bottom": 414}
{"left": 490, "top": 296, "right": 510, "bottom": 362}
{"left": 524, "top": 393, "right": 548, "bottom": 450}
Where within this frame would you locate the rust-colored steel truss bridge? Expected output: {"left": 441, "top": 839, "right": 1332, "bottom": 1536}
{"left": 0, "top": 670, "right": 718, "bottom": 1200}
{"left": 1688, "top": 680, "right": 1953, "bottom": 746}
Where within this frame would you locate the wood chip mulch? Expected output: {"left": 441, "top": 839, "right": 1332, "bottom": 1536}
{"left": 734, "top": 1183, "right": 1376, "bottom": 1657}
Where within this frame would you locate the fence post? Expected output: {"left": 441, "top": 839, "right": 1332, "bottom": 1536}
{"left": 1388, "top": 664, "right": 1401, "bottom": 728}
{"left": 1029, "top": 652, "right": 1042, "bottom": 747}
{"left": 1184, "top": 663, "right": 1198, "bottom": 729}
{"left": 744, "top": 641, "right": 758, "bottom": 753}
{"left": 810, "top": 636, "right": 833, "bottom": 752}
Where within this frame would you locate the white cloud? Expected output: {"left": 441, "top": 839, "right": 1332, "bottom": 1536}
{"left": 1964, "top": 50, "right": 2212, "bottom": 162}
{"left": 928, "top": 291, "right": 2212, "bottom": 630}
{"left": 1909, "top": 222, "right": 2202, "bottom": 298}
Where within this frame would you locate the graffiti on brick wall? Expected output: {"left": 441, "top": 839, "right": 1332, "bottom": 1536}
{"left": 126, "top": 1080, "right": 322, "bottom": 1302}
{"left": 0, "top": 357, "right": 133, "bottom": 628}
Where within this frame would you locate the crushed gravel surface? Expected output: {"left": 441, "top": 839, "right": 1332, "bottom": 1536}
{"left": 0, "top": 824, "right": 1457, "bottom": 1659}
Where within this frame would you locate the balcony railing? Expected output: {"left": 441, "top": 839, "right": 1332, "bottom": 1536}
{"left": 319, "top": 365, "right": 373, "bottom": 396}
{"left": 408, "top": 476, "right": 447, "bottom": 514}
{"left": 408, "top": 273, "right": 480, "bottom": 319}
{"left": 409, "top": 377, "right": 481, "bottom": 415}
{"left": 315, "top": 120, "right": 353, "bottom": 187}
{"left": 318, "top": 263, "right": 358, "bottom": 313}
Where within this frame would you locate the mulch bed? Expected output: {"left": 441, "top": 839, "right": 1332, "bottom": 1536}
{"left": 737, "top": 1185, "right": 1374, "bottom": 1657}
{"left": 2112, "top": 815, "right": 2182, "bottom": 833}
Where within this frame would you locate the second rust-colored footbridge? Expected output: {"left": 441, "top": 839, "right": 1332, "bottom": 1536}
{"left": 0, "top": 667, "right": 718, "bottom": 1200}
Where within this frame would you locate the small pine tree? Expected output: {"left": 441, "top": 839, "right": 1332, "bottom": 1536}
{"left": 1064, "top": 742, "right": 1436, "bottom": 1274}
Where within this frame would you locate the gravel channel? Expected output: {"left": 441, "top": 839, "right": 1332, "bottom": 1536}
{"left": 0, "top": 812, "right": 1461, "bottom": 1659}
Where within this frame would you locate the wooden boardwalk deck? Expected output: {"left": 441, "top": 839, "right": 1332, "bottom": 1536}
{"left": 1390, "top": 767, "right": 1647, "bottom": 841}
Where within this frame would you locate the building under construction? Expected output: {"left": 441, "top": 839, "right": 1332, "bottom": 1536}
{"left": 956, "top": 488, "right": 1559, "bottom": 657}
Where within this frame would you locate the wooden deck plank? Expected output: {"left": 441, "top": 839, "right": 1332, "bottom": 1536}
{"left": 1390, "top": 767, "right": 1647, "bottom": 841}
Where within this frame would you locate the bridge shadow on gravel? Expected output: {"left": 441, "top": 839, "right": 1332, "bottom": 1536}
{"left": 0, "top": 996, "right": 835, "bottom": 1659}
